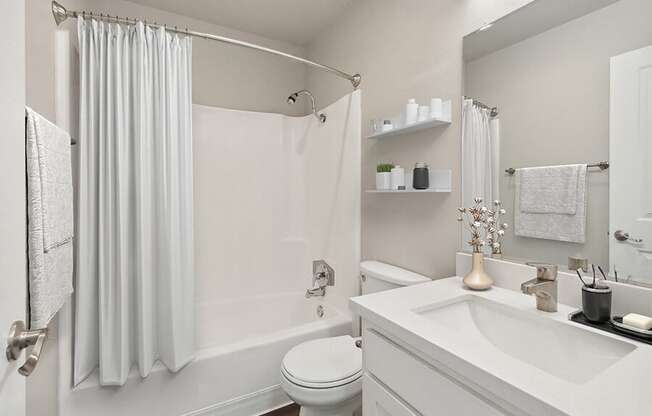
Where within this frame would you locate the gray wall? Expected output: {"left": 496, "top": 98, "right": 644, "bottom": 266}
{"left": 27, "top": 0, "right": 309, "bottom": 121}
{"left": 465, "top": 0, "right": 652, "bottom": 267}
{"left": 305, "top": 0, "right": 533, "bottom": 278}
{"left": 0, "top": 0, "right": 26, "bottom": 413}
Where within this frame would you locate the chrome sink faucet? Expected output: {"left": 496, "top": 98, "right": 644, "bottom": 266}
{"left": 306, "top": 260, "right": 335, "bottom": 298}
{"left": 521, "top": 263, "right": 558, "bottom": 312}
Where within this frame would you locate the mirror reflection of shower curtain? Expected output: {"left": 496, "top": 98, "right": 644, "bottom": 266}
{"left": 461, "top": 99, "right": 500, "bottom": 246}
{"left": 74, "top": 18, "right": 195, "bottom": 387}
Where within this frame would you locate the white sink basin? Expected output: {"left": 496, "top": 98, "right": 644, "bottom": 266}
{"left": 415, "top": 295, "right": 636, "bottom": 384}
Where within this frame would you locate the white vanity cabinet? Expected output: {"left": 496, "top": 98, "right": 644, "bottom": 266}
{"left": 362, "top": 328, "right": 508, "bottom": 416}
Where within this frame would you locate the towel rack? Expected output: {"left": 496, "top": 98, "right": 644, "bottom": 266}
{"left": 505, "top": 161, "right": 609, "bottom": 175}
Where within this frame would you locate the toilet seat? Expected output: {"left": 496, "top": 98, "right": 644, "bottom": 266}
{"left": 281, "top": 336, "right": 362, "bottom": 389}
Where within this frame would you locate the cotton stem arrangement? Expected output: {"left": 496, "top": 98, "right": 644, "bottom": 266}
{"left": 457, "top": 198, "right": 508, "bottom": 255}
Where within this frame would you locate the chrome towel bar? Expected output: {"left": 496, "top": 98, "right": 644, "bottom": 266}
{"left": 505, "top": 161, "right": 609, "bottom": 175}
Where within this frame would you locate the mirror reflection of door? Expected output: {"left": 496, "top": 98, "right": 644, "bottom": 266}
{"left": 610, "top": 44, "right": 652, "bottom": 284}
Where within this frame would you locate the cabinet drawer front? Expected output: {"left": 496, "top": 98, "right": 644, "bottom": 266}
{"left": 363, "top": 375, "right": 419, "bottom": 416}
{"left": 364, "top": 329, "right": 506, "bottom": 416}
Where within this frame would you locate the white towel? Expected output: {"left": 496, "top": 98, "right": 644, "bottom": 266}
{"left": 519, "top": 164, "right": 582, "bottom": 214}
{"left": 514, "top": 164, "right": 587, "bottom": 243}
{"left": 26, "top": 107, "right": 74, "bottom": 329}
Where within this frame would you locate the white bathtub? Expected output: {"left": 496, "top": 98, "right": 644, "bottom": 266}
{"left": 59, "top": 293, "right": 352, "bottom": 416}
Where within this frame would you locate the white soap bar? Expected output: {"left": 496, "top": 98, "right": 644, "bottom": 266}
{"left": 623, "top": 313, "right": 652, "bottom": 330}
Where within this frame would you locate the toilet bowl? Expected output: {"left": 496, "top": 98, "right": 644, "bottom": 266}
{"left": 280, "top": 261, "right": 431, "bottom": 416}
{"left": 280, "top": 336, "right": 362, "bottom": 416}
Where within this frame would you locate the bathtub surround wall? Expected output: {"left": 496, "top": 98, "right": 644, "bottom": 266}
{"left": 465, "top": 0, "right": 652, "bottom": 267}
{"left": 305, "top": 0, "right": 534, "bottom": 278}
{"left": 193, "top": 93, "right": 361, "bottom": 318}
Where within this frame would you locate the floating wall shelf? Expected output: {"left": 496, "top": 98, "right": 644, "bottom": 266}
{"left": 367, "top": 100, "right": 452, "bottom": 139}
{"left": 366, "top": 188, "right": 450, "bottom": 194}
{"left": 366, "top": 169, "right": 452, "bottom": 194}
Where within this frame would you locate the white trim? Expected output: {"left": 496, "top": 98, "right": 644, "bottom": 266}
{"left": 181, "top": 385, "right": 292, "bottom": 416}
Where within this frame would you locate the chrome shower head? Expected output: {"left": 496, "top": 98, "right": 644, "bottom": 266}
{"left": 52, "top": 1, "right": 70, "bottom": 26}
{"left": 285, "top": 90, "right": 326, "bottom": 123}
{"left": 287, "top": 93, "right": 298, "bottom": 105}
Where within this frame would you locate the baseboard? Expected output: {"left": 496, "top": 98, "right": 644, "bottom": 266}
{"left": 182, "top": 384, "right": 292, "bottom": 416}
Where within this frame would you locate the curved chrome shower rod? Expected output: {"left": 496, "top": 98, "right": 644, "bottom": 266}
{"left": 51, "top": 1, "right": 361, "bottom": 89}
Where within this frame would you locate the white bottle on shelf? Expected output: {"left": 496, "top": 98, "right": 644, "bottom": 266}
{"left": 391, "top": 165, "right": 405, "bottom": 190}
{"left": 430, "top": 98, "right": 443, "bottom": 119}
{"left": 405, "top": 99, "right": 418, "bottom": 125}
{"left": 417, "top": 105, "right": 430, "bottom": 122}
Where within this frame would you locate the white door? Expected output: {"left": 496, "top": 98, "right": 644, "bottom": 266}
{"left": 0, "top": 0, "right": 27, "bottom": 415}
{"left": 610, "top": 44, "right": 652, "bottom": 284}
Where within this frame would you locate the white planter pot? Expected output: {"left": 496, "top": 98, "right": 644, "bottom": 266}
{"left": 375, "top": 172, "right": 391, "bottom": 190}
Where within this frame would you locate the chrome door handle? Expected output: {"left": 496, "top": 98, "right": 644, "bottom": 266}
{"left": 614, "top": 230, "right": 643, "bottom": 244}
{"left": 5, "top": 320, "right": 47, "bottom": 376}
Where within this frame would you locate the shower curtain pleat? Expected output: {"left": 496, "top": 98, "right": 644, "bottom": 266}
{"left": 74, "top": 17, "right": 194, "bottom": 387}
{"left": 461, "top": 99, "right": 500, "bottom": 249}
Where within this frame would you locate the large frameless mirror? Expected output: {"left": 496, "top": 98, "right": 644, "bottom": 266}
{"left": 462, "top": 0, "right": 652, "bottom": 285}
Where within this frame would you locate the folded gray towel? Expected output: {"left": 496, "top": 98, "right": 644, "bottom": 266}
{"left": 25, "top": 107, "right": 74, "bottom": 329}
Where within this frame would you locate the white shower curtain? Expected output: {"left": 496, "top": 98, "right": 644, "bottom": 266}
{"left": 461, "top": 98, "right": 500, "bottom": 238}
{"left": 74, "top": 18, "right": 194, "bottom": 386}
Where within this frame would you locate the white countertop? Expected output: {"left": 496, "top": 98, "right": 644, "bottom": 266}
{"left": 351, "top": 277, "right": 652, "bottom": 416}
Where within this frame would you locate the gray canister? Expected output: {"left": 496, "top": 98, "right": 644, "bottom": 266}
{"left": 413, "top": 162, "right": 429, "bottom": 189}
{"left": 582, "top": 285, "right": 612, "bottom": 323}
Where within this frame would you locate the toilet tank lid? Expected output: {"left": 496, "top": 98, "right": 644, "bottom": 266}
{"left": 360, "top": 261, "right": 430, "bottom": 286}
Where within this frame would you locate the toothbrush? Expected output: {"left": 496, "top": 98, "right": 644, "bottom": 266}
{"left": 576, "top": 270, "right": 588, "bottom": 287}
{"left": 597, "top": 266, "right": 607, "bottom": 283}
{"left": 591, "top": 264, "right": 596, "bottom": 287}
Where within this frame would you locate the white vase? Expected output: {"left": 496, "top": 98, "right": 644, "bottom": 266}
{"left": 463, "top": 252, "right": 493, "bottom": 290}
{"left": 376, "top": 172, "right": 391, "bottom": 190}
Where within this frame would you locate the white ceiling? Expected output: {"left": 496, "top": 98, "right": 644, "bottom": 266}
{"left": 464, "top": 0, "right": 621, "bottom": 62}
{"left": 125, "top": 0, "right": 353, "bottom": 46}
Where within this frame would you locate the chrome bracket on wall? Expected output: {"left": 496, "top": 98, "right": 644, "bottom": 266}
{"left": 5, "top": 320, "right": 47, "bottom": 376}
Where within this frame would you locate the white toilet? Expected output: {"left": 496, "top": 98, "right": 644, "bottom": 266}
{"left": 280, "top": 261, "right": 431, "bottom": 416}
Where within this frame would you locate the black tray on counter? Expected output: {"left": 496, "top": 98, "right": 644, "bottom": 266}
{"left": 568, "top": 310, "right": 652, "bottom": 346}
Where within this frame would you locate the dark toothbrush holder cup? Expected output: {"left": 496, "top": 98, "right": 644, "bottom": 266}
{"left": 582, "top": 285, "right": 612, "bottom": 323}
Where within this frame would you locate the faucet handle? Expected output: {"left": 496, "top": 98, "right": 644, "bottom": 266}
{"left": 312, "top": 260, "right": 335, "bottom": 287}
{"left": 526, "top": 262, "right": 558, "bottom": 281}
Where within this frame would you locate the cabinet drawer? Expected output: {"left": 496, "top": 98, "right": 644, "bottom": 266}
{"left": 364, "top": 329, "right": 506, "bottom": 416}
{"left": 363, "top": 375, "right": 419, "bottom": 416}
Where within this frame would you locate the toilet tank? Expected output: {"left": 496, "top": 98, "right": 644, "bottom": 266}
{"left": 360, "top": 261, "right": 431, "bottom": 295}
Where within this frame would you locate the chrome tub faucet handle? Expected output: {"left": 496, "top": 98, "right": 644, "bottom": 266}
{"left": 306, "top": 260, "right": 335, "bottom": 298}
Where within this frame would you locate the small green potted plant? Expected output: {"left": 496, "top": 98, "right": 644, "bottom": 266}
{"left": 376, "top": 163, "right": 394, "bottom": 190}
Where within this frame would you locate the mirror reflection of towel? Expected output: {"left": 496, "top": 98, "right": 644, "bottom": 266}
{"left": 514, "top": 164, "right": 587, "bottom": 243}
